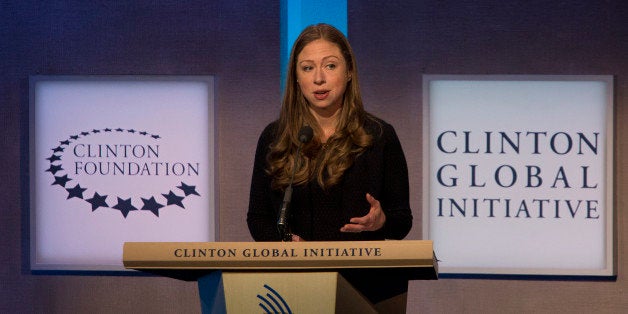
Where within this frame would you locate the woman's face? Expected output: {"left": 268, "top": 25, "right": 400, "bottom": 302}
{"left": 296, "top": 39, "right": 350, "bottom": 116}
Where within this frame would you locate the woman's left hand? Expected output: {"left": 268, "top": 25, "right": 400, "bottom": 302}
{"left": 291, "top": 234, "right": 305, "bottom": 242}
{"left": 340, "top": 193, "right": 386, "bottom": 233}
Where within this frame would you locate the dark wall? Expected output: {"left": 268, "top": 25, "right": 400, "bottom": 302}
{"left": 348, "top": 1, "right": 628, "bottom": 312}
{"left": 1, "top": 1, "right": 626, "bottom": 313}
{"left": 1, "top": 1, "right": 280, "bottom": 313}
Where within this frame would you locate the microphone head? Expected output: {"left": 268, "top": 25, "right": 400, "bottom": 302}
{"left": 298, "top": 126, "right": 314, "bottom": 144}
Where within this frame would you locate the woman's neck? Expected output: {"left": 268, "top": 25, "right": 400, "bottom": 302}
{"left": 310, "top": 106, "right": 341, "bottom": 143}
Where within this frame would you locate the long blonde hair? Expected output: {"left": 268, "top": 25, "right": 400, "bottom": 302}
{"left": 267, "top": 23, "right": 373, "bottom": 190}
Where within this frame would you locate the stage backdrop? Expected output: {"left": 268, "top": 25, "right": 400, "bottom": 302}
{"left": 29, "top": 76, "right": 217, "bottom": 271}
{"left": 423, "top": 75, "right": 614, "bottom": 276}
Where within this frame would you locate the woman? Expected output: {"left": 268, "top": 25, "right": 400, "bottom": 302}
{"left": 247, "top": 23, "right": 412, "bottom": 242}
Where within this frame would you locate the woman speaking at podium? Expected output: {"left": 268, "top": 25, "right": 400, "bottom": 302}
{"left": 247, "top": 23, "right": 412, "bottom": 243}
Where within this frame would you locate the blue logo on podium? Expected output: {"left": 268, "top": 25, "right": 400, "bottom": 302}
{"left": 257, "top": 284, "right": 292, "bottom": 314}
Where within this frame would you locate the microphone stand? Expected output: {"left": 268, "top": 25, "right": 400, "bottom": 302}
{"left": 277, "top": 144, "right": 304, "bottom": 242}
{"left": 277, "top": 126, "right": 312, "bottom": 242}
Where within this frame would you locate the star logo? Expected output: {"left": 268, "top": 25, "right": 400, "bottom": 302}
{"left": 162, "top": 190, "right": 185, "bottom": 208}
{"left": 66, "top": 184, "right": 87, "bottom": 199}
{"left": 46, "top": 154, "right": 62, "bottom": 163}
{"left": 141, "top": 196, "right": 165, "bottom": 217}
{"left": 177, "top": 182, "right": 200, "bottom": 196}
{"left": 52, "top": 174, "right": 71, "bottom": 187}
{"left": 86, "top": 192, "right": 109, "bottom": 211}
{"left": 113, "top": 197, "right": 137, "bottom": 218}
{"left": 46, "top": 164, "right": 64, "bottom": 175}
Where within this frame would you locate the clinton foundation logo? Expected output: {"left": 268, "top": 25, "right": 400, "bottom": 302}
{"left": 45, "top": 127, "right": 201, "bottom": 218}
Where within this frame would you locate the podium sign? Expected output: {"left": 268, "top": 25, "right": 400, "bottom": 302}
{"left": 124, "top": 240, "right": 437, "bottom": 313}
{"left": 123, "top": 240, "right": 436, "bottom": 276}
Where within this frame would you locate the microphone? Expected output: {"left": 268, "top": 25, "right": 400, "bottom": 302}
{"left": 298, "top": 125, "right": 314, "bottom": 144}
{"left": 277, "top": 126, "right": 313, "bottom": 241}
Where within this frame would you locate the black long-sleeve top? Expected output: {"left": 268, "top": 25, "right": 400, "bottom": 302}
{"left": 247, "top": 117, "right": 412, "bottom": 241}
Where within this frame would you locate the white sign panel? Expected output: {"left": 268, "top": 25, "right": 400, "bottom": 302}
{"left": 30, "top": 76, "right": 216, "bottom": 271}
{"left": 423, "top": 75, "right": 614, "bottom": 276}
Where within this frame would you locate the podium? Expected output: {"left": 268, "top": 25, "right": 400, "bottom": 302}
{"left": 123, "top": 240, "right": 437, "bottom": 313}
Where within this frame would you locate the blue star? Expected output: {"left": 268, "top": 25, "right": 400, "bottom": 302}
{"left": 52, "top": 146, "right": 64, "bottom": 153}
{"left": 113, "top": 197, "right": 137, "bottom": 218}
{"left": 177, "top": 182, "right": 200, "bottom": 196}
{"left": 60, "top": 140, "right": 70, "bottom": 146}
{"left": 151, "top": 134, "right": 161, "bottom": 139}
{"left": 127, "top": 129, "right": 136, "bottom": 133}
{"left": 46, "top": 154, "right": 61, "bottom": 163}
{"left": 116, "top": 128, "right": 124, "bottom": 132}
{"left": 70, "top": 135, "right": 79, "bottom": 140}
{"left": 104, "top": 128, "right": 112, "bottom": 132}
{"left": 92, "top": 129, "right": 101, "bottom": 133}
{"left": 52, "top": 174, "right": 71, "bottom": 187}
{"left": 66, "top": 184, "right": 87, "bottom": 199}
{"left": 81, "top": 131, "right": 89, "bottom": 136}
{"left": 45, "top": 164, "right": 63, "bottom": 175}
{"left": 140, "top": 131, "right": 148, "bottom": 136}
{"left": 162, "top": 190, "right": 185, "bottom": 208}
{"left": 86, "top": 192, "right": 109, "bottom": 211}
{"left": 141, "top": 196, "right": 164, "bottom": 217}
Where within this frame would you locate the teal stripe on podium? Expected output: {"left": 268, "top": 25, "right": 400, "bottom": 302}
{"left": 280, "top": 0, "right": 347, "bottom": 90}
{"left": 198, "top": 271, "right": 226, "bottom": 314}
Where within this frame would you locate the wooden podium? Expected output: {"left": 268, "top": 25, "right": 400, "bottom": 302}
{"left": 123, "top": 240, "right": 437, "bottom": 313}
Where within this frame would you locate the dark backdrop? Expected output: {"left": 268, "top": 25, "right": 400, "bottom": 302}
{"left": 1, "top": 1, "right": 626, "bottom": 312}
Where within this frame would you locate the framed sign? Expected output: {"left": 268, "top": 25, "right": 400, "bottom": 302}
{"left": 29, "top": 76, "right": 216, "bottom": 271}
{"left": 422, "top": 75, "right": 614, "bottom": 276}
